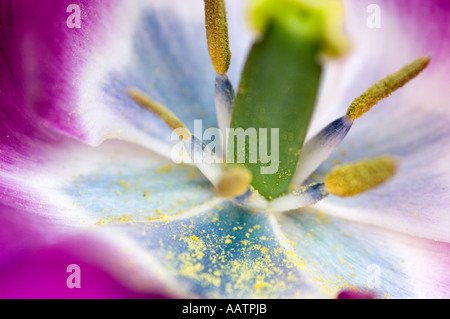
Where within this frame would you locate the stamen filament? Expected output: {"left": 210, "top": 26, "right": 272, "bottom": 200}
{"left": 292, "top": 115, "right": 353, "bottom": 186}
{"left": 215, "top": 73, "right": 234, "bottom": 137}
{"left": 187, "top": 135, "right": 224, "bottom": 186}
{"left": 204, "top": 0, "right": 231, "bottom": 74}
{"left": 268, "top": 183, "right": 327, "bottom": 213}
{"left": 346, "top": 56, "right": 430, "bottom": 120}
{"left": 325, "top": 156, "right": 397, "bottom": 197}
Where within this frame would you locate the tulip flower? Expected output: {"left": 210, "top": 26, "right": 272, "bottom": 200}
{"left": 0, "top": 0, "right": 449, "bottom": 299}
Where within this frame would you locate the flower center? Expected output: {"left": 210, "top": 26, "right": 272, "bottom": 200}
{"left": 128, "top": 0, "right": 430, "bottom": 213}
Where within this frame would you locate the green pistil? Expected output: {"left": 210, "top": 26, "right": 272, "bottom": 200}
{"left": 228, "top": 7, "right": 324, "bottom": 200}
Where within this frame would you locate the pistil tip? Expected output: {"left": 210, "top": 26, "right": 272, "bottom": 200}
{"left": 248, "top": 0, "right": 350, "bottom": 57}
{"left": 325, "top": 156, "right": 397, "bottom": 197}
{"left": 217, "top": 166, "right": 253, "bottom": 198}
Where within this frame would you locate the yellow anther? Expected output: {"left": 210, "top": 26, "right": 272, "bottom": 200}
{"left": 346, "top": 56, "right": 430, "bottom": 120}
{"left": 325, "top": 156, "right": 397, "bottom": 197}
{"left": 217, "top": 166, "right": 252, "bottom": 198}
{"left": 204, "top": 0, "right": 231, "bottom": 74}
{"left": 128, "top": 89, "right": 191, "bottom": 139}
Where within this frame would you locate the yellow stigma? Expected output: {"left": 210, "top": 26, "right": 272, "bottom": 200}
{"left": 325, "top": 156, "right": 397, "bottom": 197}
{"left": 217, "top": 166, "right": 252, "bottom": 198}
{"left": 320, "top": 0, "right": 350, "bottom": 57}
{"left": 248, "top": 0, "right": 350, "bottom": 57}
{"left": 128, "top": 89, "right": 191, "bottom": 139}
{"left": 204, "top": 0, "right": 231, "bottom": 74}
{"left": 346, "top": 56, "right": 430, "bottom": 120}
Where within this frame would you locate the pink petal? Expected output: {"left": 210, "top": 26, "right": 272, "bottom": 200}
{"left": 0, "top": 203, "right": 175, "bottom": 298}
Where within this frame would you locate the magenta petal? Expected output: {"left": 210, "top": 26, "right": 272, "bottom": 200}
{"left": 1, "top": 0, "right": 119, "bottom": 141}
{"left": 0, "top": 0, "right": 75, "bottom": 207}
{"left": 337, "top": 290, "right": 374, "bottom": 299}
{"left": 0, "top": 242, "right": 170, "bottom": 299}
{"left": 0, "top": 204, "right": 173, "bottom": 298}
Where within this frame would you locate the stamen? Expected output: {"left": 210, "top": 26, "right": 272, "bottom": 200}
{"left": 346, "top": 56, "right": 430, "bottom": 120}
{"left": 128, "top": 89, "right": 191, "bottom": 139}
{"left": 217, "top": 166, "right": 252, "bottom": 198}
{"left": 325, "top": 156, "right": 397, "bottom": 197}
{"left": 204, "top": 0, "right": 231, "bottom": 74}
{"left": 292, "top": 57, "right": 429, "bottom": 187}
